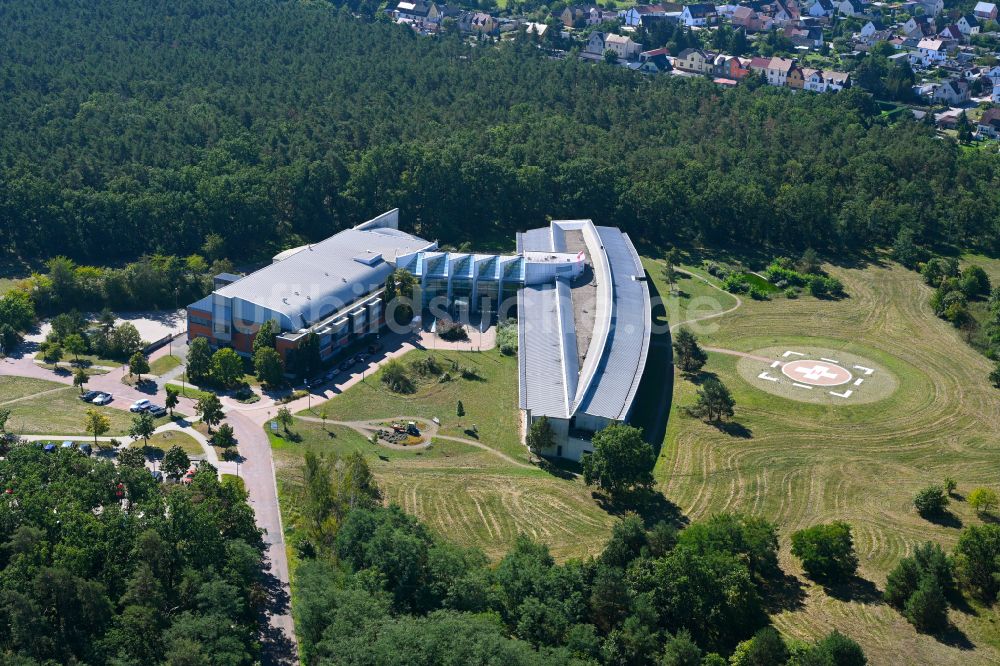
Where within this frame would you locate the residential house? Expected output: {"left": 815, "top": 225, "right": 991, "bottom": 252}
{"left": 713, "top": 54, "right": 752, "bottom": 79}
{"left": 931, "top": 78, "right": 970, "bottom": 104}
{"left": 681, "top": 3, "right": 716, "bottom": 25}
{"left": 675, "top": 47, "right": 714, "bottom": 73}
{"left": 765, "top": 56, "right": 796, "bottom": 85}
{"left": 978, "top": 108, "right": 1000, "bottom": 139}
{"left": 604, "top": 33, "right": 642, "bottom": 60}
{"left": 824, "top": 70, "right": 851, "bottom": 90}
{"left": 938, "top": 25, "right": 964, "bottom": 42}
{"left": 638, "top": 47, "right": 673, "bottom": 72}
{"left": 459, "top": 11, "right": 497, "bottom": 33}
{"left": 917, "top": 0, "right": 944, "bottom": 16}
{"left": 807, "top": 0, "right": 835, "bottom": 17}
{"left": 585, "top": 31, "right": 607, "bottom": 55}
{"left": 523, "top": 21, "right": 549, "bottom": 38}
{"left": 992, "top": 82, "right": 1000, "bottom": 102}
{"left": 732, "top": 6, "right": 773, "bottom": 31}
{"left": 912, "top": 38, "right": 947, "bottom": 66}
{"left": 620, "top": 4, "right": 667, "bottom": 26}
{"left": 973, "top": 1, "right": 997, "bottom": 21}
{"left": 903, "top": 16, "right": 935, "bottom": 38}
{"left": 786, "top": 65, "right": 808, "bottom": 88}
{"left": 771, "top": 0, "right": 800, "bottom": 24}
{"left": 957, "top": 14, "right": 980, "bottom": 35}
{"left": 394, "top": 0, "right": 442, "bottom": 21}
{"left": 837, "top": 0, "right": 865, "bottom": 17}
{"left": 805, "top": 68, "right": 828, "bottom": 91}
{"left": 786, "top": 25, "right": 824, "bottom": 47}
{"left": 558, "top": 5, "right": 609, "bottom": 27}
{"left": 748, "top": 55, "right": 772, "bottom": 79}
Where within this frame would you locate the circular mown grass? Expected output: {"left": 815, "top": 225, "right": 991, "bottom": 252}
{"left": 735, "top": 343, "right": 901, "bottom": 406}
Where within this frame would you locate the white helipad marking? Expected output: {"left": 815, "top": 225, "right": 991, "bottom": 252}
{"left": 792, "top": 364, "right": 842, "bottom": 382}
{"left": 758, "top": 371, "right": 779, "bottom": 382}
{"left": 830, "top": 390, "right": 853, "bottom": 398}
{"left": 853, "top": 365, "right": 874, "bottom": 376}
{"left": 770, "top": 361, "right": 781, "bottom": 368}
{"left": 793, "top": 382, "right": 814, "bottom": 390}
{"left": 820, "top": 357, "right": 840, "bottom": 364}
{"left": 783, "top": 351, "right": 805, "bottom": 358}
{"left": 853, "top": 378, "right": 864, "bottom": 386}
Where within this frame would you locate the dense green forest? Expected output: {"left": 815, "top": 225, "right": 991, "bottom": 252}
{"left": 0, "top": 444, "right": 264, "bottom": 664}
{"left": 0, "top": 0, "right": 998, "bottom": 267}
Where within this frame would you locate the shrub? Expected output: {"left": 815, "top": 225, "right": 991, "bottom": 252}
{"left": 790, "top": 521, "right": 858, "bottom": 584}
{"left": 784, "top": 287, "right": 799, "bottom": 299}
{"left": 381, "top": 359, "right": 415, "bottom": 394}
{"left": 436, "top": 318, "right": 468, "bottom": 341}
{"left": 748, "top": 286, "right": 770, "bottom": 301}
{"left": 913, "top": 485, "right": 949, "bottom": 518}
{"left": 968, "top": 487, "right": 999, "bottom": 516}
{"left": 496, "top": 320, "right": 518, "bottom": 355}
{"left": 411, "top": 355, "right": 442, "bottom": 377}
{"left": 722, "top": 273, "right": 750, "bottom": 293}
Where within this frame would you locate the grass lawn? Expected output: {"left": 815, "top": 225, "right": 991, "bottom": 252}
{"left": 129, "top": 430, "right": 204, "bottom": 458}
{"left": 0, "top": 376, "right": 177, "bottom": 436}
{"left": 641, "top": 257, "right": 738, "bottom": 331}
{"left": 165, "top": 382, "right": 215, "bottom": 401}
{"left": 149, "top": 354, "right": 182, "bottom": 376}
{"left": 301, "top": 348, "right": 527, "bottom": 463}
{"left": 276, "top": 399, "right": 615, "bottom": 565}
{"left": 655, "top": 258, "right": 1000, "bottom": 665}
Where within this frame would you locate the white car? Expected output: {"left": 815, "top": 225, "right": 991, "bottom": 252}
{"left": 92, "top": 393, "right": 113, "bottom": 405}
{"left": 129, "top": 399, "right": 151, "bottom": 413}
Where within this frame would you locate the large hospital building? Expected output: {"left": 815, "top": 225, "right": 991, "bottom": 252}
{"left": 187, "top": 210, "right": 651, "bottom": 460}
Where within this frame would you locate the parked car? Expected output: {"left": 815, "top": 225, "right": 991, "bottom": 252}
{"left": 129, "top": 399, "right": 151, "bottom": 412}
{"left": 91, "top": 392, "right": 113, "bottom": 405}
{"left": 79, "top": 390, "right": 101, "bottom": 402}
{"left": 151, "top": 470, "right": 164, "bottom": 483}
{"left": 324, "top": 369, "right": 338, "bottom": 382}
{"left": 367, "top": 341, "right": 383, "bottom": 354}
{"left": 339, "top": 359, "right": 353, "bottom": 371}
{"left": 79, "top": 443, "right": 92, "bottom": 456}
{"left": 61, "top": 441, "right": 75, "bottom": 450}
{"left": 353, "top": 353, "right": 366, "bottom": 364}
{"left": 147, "top": 405, "right": 167, "bottom": 418}
{"left": 43, "top": 443, "right": 56, "bottom": 453}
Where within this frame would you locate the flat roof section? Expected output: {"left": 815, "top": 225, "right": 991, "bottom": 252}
{"left": 518, "top": 283, "right": 572, "bottom": 419}
{"left": 216, "top": 220, "right": 432, "bottom": 325}
{"left": 575, "top": 227, "right": 651, "bottom": 421}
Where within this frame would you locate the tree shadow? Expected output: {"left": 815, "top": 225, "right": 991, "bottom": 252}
{"left": 538, "top": 456, "right": 580, "bottom": 480}
{"left": 712, "top": 420, "right": 752, "bottom": 438}
{"left": 689, "top": 370, "right": 720, "bottom": 386}
{"left": 823, "top": 575, "right": 884, "bottom": 604}
{"left": 593, "top": 488, "right": 688, "bottom": 528}
{"left": 935, "top": 624, "right": 975, "bottom": 650}
{"left": 762, "top": 573, "right": 808, "bottom": 613}
{"left": 921, "top": 510, "right": 963, "bottom": 529}
{"left": 257, "top": 557, "right": 297, "bottom": 666}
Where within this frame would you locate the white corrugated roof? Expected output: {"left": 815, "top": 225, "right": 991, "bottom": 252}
{"left": 217, "top": 225, "right": 431, "bottom": 325}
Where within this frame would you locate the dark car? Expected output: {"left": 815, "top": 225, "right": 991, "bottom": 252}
{"left": 79, "top": 443, "right": 92, "bottom": 456}
{"left": 367, "top": 341, "right": 382, "bottom": 354}
{"left": 79, "top": 390, "right": 101, "bottom": 402}
{"left": 151, "top": 470, "right": 164, "bottom": 483}
{"left": 353, "top": 353, "right": 366, "bottom": 364}
{"left": 339, "top": 359, "right": 353, "bottom": 371}
{"left": 147, "top": 405, "right": 167, "bottom": 418}
{"left": 324, "top": 369, "right": 338, "bottom": 382}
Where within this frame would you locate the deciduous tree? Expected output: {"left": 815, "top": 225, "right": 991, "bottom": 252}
{"left": 582, "top": 423, "right": 654, "bottom": 496}
{"left": 790, "top": 521, "right": 858, "bottom": 584}
{"left": 195, "top": 394, "right": 224, "bottom": 432}
{"left": 84, "top": 408, "right": 111, "bottom": 446}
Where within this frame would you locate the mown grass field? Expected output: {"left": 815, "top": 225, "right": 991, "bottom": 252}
{"left": 276, "top": 350, "right": 617, "bottom": 562}
{"left": 656, "top": 260, "right": 1000, "bottom": 665}
{"left": 149, "top": 354, "right": 182, "bottom": 376}
{"left": 130, "top": 430, "right": 204, "bottom": 457}
{"left": 301, "top": 348, "right": 527, "bottom": 462}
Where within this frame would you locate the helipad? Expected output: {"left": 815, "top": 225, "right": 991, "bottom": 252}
{"left": 781, "top": 359, "right": 853, "bottom": 387}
